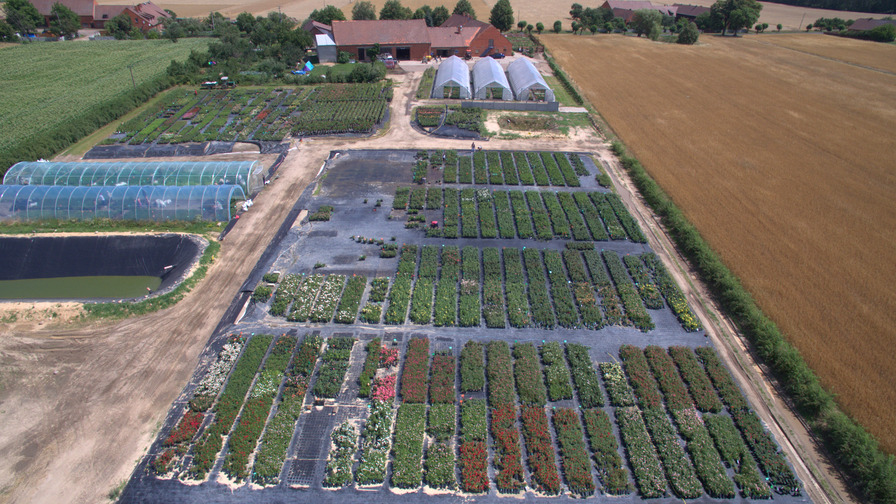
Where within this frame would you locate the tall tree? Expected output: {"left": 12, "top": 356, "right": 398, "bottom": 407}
{"left": 552, "top": 20, "right": 562, "bottom": 32}
{"left": 380, "top": 0, "right": 413, "bottom": 19}
{"left": 0, "top": 20, "right": 17, "bottom": 41}
{"left": 489, "top": 0, "right": 514, "bottom": 31}
{"left": 630, "top": 9, "right": 661, "bottom": 37}
{"left": 709, "top": 0, "right": 762, "bottom": 36}
{"left": 106, "top": 13, "right": 134, "bottom": 39}
{"left": 352, "top": 1, "right": 377, "bottom": 20}
{"left": 413, "top": 5, "right": 434, "bottom": 26}
{"left": 677, "top": 20, "right": 699, "bottom": 43}
{"left": 569, "top": 3, "right": 583, "bottom": 19}
{"left": 431, "top": 5, "right": 450, "bottom": 25}
{"left": 49, "top": 2, "right": 79, "bottom": 38}
{"left": 309, "top": 4, "right": 345, "bottom": 25}
{"left": 4, "top": 0, "right": 42, "bottom": 35}
{"left": 235, "top": 12, "right": 256, "bottom": 33}
{"left": 452, "top": 0, "right": 475, "bottom": 19}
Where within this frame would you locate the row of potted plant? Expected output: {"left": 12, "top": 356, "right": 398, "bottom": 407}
{"left": 614, "top": 407, "right": 666, "bottom": 498}
{"left": 541, "top": 341, "right": 574, "bottom": 401}
{"left": 408, "top": 187, "right": 425, "bottom": 210}
{"left": 503, "top": 248, "right": 531, "bottom": 328}
{"left": 252, "top": 334, "right": 322, "bottom": 485}
{"left": 458, "top": 247, "right": 481, "bottom": 326}
{"left": 269, "top": 274, "right": 301, "bottom": 316}
{"left": 487, "top": 341, "right": 516, "bottom": 407}
{"left": 418, "top": 245, "right": 439, "bottom": 279}
{"left": 313, "top": 337, "right": 355, "bottom": 398}
{"left": 427, "top": 403, "right": 455, "bottom": 443}
{"left": 541, "top": 192, "right": 571, "bottom": 239}
{"left": 619, "top": 344, "right": 663, "bottom": 410}
{"left": 509, "top": 191, "right": 535, "bottom": 239}
{"left": 498, "top": 152, "right": 519, "bottom": 185}
{"left": 668, "top": 346, "right": 723, "bottom": 412}
{"left": 526, "top": 152, "right": 551, "bottom": 186}
{"left": 459, "top": 399, "right": 488, "bottom": 493}
{"left": 573, "top": 192, "right": 610, "bottom": 241}
{"left": 473, "top": 151, "right": 488, "bottom": 184}
{"left": 519, "top": 406, "right": 561, "bottom": 495}
{"left": 401, "top": 337, "right": 430, "bottom": 403}
{"left": 703, "top": 414, "right": 772, "bottom": 498}
{"left": 443, "top": 187, "right": 459, "bottom": 237}
{"left": 552, "top": 408, "right": 595, "bottom": 497}
{"left": 426, "top": 187, "right": 442, "bottom": 210}
{"left": 644, "top": 345, "right": 694, "bottom": 411}
{"left": 599, "top": 362, "right": 636, "bottom": 407}
{"left": 694, "top": 347, "right": 748, "bottom": 410}
{"left": 334, "top": 275, "right": 366, "bottom": 324}
{"left": 223, "top": 336, "right": 297, "bottom": 481}
{"left": 355, "top": 398, "right": 395, "bottom": 485}
{"left": 581, "top": 408, "right": 631, "bottom": 495}
{"left": 188, "top": 335, "right": 273, "bottom": 479}
{"left": 459, "top": 340, "right": 484, "bottom": 392}
{"left": 190, "top": 334, "right": 246, "bottom": 412}
{"left": 539, "top": 151, "right": 568, "bottom": 186}
{"left": 460, "top": 188, "right": 478, "bottom": 238}
{"left": 286, "top": 274, "right": 324, "bottom": 322}
{"left": 731, "top": 408, "right": 800, "bottom": 494}
{"left": 433, "top": 245, "right": 459, "bottom": 326}
{"left": 487, "top": 151, "right": 503, "bottom": 184}
{"left": 429, "top": 353, "right": 456, "bottom": 404}
{"left": 491, "top": 403, "right": 525, "bottom": 493}
{"left": 583, "top": 250, "right": 625, "bottom": 325}
{"left": 522, "top": 249, "right": 556, "bottom": 328}
{"left": 673, "top": 408, "right": 737, "bottom": 498}
{"left": 604, "top": 252, "right": 655, "bottom": 331}
{"left": 543, "top": 250, "right": 580, "bottom": 328}
{"left": 591, "top": 192, "right": 628, "bottom": 240}
{"left": 391, "top": 403, "right": 427, "bottom": 488}
{"left": 493, "top": 191, "right": 516, "bottom": 239}
{"left": 478, "top": 190, "right": 498, "bottom": 239}
{"left": 383, "top": 276, "right": 412, "bottom": 325}
{"left": 526, "top": 191, "right": 554, "bottom": 241}
{"left": 565, "top": 344, "right": 604, "bottom": 408}
{"left": 513, "top": 343, "right": 548, "bottom": 407}
{"left": 323, "top": 422, "right": 358, "bottom": 487}
{"left": 623, "top": 255, "right": 665, "bottom": 310}
{"left": 605, "top": 193, "right": 647, "bottom": 242}
{"left": 424, "top": 441, "right": 456, "bottom": 489}
{"left": 642, "top": 253, "right": 701, "bottom": 331}
{"left": 308, "top": 275, "right": 347, "bottom": 323}
{"left": 482, "top": 248, "right": 505, "bottom": 328}
{"left": 557, "top": 191, "right": 590, "bottom": 240}
{"left": 409, "top": 277, "right": 434, "bottom": 324}
{"left": 641, "top": 408, "right": 703, "bottom": 498}
{"left": 554, "top": 154, "right": 581, "bottom": 186}
{"left": 514, "top": 152, "right": 536, "bottom": 185}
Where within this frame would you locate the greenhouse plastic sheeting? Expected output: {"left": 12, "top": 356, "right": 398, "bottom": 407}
{"left": 472, "top": 58, "right": 513, "bottom": 100}
{"left": 432, "top": 56, "right": 471, "bottom": 99}
{"left": 0, "top": 185, "right": 246, "bottom": 222}
{"left": 507, "top": 58, "right": 555, "bottom": 102}
{"left": 3, "top": 161, "right": 264, "bottom": 194}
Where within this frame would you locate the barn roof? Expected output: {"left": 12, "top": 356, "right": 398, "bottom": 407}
{"left": 31, "top": 0, "right": 96, "bottom": 17}
{"left": 440, "top": 13, "right": 489, "bottom": 28}
{"left": 848, "top": 18, "right": 896, "bottom": 31}
{"left": 428, "top": 26, "right": 478, "bottom": 48}
{"left": 332, "top": 19, "right": 430, "bottom": 46}
{"left": 672, "top": 4, "right": 709, "bottom": 17}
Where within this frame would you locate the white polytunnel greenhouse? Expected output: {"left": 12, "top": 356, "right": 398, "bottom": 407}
{"left": 472, "top": 58, "right": 513, "bottom": 100}
{"left": 432, "top": 55, "right": 472, "bottom": 99}
{"left": 3, "top": 160, "right": 265, "bottom": 195}
{"left": 507, "top": 58, "right": 555, "bottom": 102}
{"left": 0, "top": 184, "right": 246, "bottom": 222}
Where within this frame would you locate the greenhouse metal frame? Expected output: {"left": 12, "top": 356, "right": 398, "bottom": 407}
{"left": 432, "top": 56, "right": 472, "bottom": 99}
{"left": 3, "top": 161, "right": 265, "bottom": 195}
{"left": 472, "top": 58, "right": 513, "bottom": 100}
{"left": 507, "top": 58, "right": 555, "bottom": 102}
{"left": 0, "top": 185, "right": 246, "bottom": 222}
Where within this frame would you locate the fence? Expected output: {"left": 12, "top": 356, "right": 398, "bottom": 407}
{"left": 461, "top": 101, "right": 559, "bottom": 112}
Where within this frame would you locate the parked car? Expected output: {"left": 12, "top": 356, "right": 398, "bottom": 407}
{"left": 490, "top": 52, "right": 506, "bottom": 59}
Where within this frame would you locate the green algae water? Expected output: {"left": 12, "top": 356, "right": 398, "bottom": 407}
{"left": 0, "top": 276, "right": 162, "bottom": 299}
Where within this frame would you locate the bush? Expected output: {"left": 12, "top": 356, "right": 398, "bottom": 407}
{"left": 251, "top": 284, "right": 272, "bottom": 303}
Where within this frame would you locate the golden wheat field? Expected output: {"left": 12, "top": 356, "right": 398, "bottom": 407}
{"left": 544, "top": 33, "right": 896, "bottom": 454}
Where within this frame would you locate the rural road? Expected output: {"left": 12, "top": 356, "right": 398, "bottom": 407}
{"left": 0, "top": 68, "right": 850, "bottom": 504}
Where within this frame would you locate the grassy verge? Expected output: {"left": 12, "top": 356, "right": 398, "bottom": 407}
{"left": 0, "top": 219, "right": 220, "bottom": 235}
{"left": 416, "top": 67, "right": 435, "bottom": 99}
{"left": 82, "top": 238, "right": 220, "bottom": 320}
{"left": 543, "top": 76, "right": 577, "bottom": 107}
{"left": 610, "top": 139, "right": 896, "bottom": 504}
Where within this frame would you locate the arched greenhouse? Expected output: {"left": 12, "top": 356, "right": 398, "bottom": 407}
{"left": 432, "top": 56, "right": 472, "bottom": 99}
{"left": 0, "top": 184, "right": 246, "bottom": 222}
{"left": 3, "top": 160, "right": 265, "bottom": 195}
{"left": 507, "top": 58, "right": 555, "bottom": 102}
{"left": 472, "top": 58, "right": 513, "bottom": 100}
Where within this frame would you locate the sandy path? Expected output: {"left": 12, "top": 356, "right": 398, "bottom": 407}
{"left": 0, "top": 67, "right": 849, "bottom": 504}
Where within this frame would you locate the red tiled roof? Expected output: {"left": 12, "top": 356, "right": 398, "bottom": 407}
{"left": 332, "top": 19, "right": 430, "bottom": 46}
{"left": 602, "top": 0, "right": 677, "bottom": 16}
{"left": 32, "top": 0, "right": 95, "bottom": 17}
{"left": 428, "top": 25, "right": 478, "bottom": 48}
{"left": 95, "top": 4, "right": 128, "bottom": 19}
{"left": 302, "top": 19, "right": 333, "bottom": 33}
{"left": 672, "top": 4, "right": 709, "bottom": 17}
{"left": 440, "top": 13, "right": 488, "bottom": 28}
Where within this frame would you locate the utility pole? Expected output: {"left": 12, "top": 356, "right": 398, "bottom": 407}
{"left": 798, "top": 13, "right": 805, "bottom": 30}
{"left": 128, "top": 63, "right": 136, "bottom": 90}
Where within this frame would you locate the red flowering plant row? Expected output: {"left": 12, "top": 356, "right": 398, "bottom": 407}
{"left": 513, "top": 343, "right": 548, "bottom": 406}
{"left": 459, "top": 340, "right": 484, "bottom": 392}
{"left": 429, "top": 353, "right": 456, "bottom": 404}
{"left": 459, "top": 399, "right": 488, "bottom": 493}
{"left": 400, "top": 337, "right": 430, "bottom": 403}
{"left": 668, "top": 346, "right": 722, "bottom": 413}
{"left": 165, "top": 411, "right": 204, "bottom": 447}
{"left": 581, "top": 408, "right": 631, "bottom": 495}
{"left": 222, "top": 335, "right": 297, "bottom": 481}
{"left": 552, "top": 408, "right": 595, "bottom": 497}
{"left": 490, "top": 404, "right": 525, "bottom": 493}
{"left": 694, "top": 347, "right": 748, "bottom": 410}
{"left": 644, "top": 345, "right": 694, "bottom": 411}
{"left": 614, "top": 407, "right": 666, "bottom": 498}
{"left": 565, "top": 343, "right": 604, "bottom": 408}
{"left": 186, "top": 335, "right": 273, "bottom": 480}
{"left": 519, "top": 406, "right": 561, "bottom": 495}
{"left": 252, "top": 334, "right": 322, "bottom": 485}
{"left": 487, "top": 341, "right": 516, "bottom": 406}
{"left": 619, "top": 345, "right": 662, "bottom": 410}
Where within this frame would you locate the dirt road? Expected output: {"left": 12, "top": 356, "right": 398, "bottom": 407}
{"left": 0, "top": 69, "right": 847, "bottom": 504}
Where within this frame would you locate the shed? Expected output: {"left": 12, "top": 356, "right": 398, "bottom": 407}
{"left": 507, "top": 58, "right": 555, "bottom": 102}
{"left": 432, "top": 56, "right": 471, "bottom": 99}
{"left": 472, "top": 58, "right": 512, "bottom": 100}
{"left": 315, "top": 33, "right": 338, "bottom": 63}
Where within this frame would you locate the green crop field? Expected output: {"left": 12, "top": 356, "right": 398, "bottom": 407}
{"left": 0, "top": 39, "right": 209, "bottom": 159}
